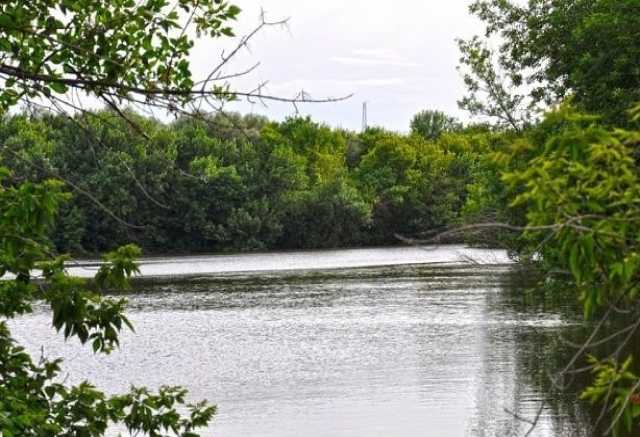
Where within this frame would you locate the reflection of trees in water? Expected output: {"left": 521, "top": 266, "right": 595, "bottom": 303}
{"left": 459, "top": 265, "right": 595, "bottom": 436}
{"left": 514, "top": 330, "right": 593, "bottom": 436}
{"left": 500, "top": 267, "right": 594, "bottom": 436}
{"left": 462, "top": 267, "right": 541, "bottom": 437}
{"left": 529, "top": 307, "right": 640, "bottom": 437}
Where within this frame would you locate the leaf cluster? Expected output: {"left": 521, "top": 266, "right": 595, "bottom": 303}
{"left": 0, "top": 0, "right": 241, "bottom": 110}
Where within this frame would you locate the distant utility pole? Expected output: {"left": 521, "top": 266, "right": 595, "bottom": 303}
{"left": 361, "top": 101, "right": 368, "bottom": 132}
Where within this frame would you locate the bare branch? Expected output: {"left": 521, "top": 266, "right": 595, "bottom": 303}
{"left": 0, "top": 63, "right": 352, "bottom": 106}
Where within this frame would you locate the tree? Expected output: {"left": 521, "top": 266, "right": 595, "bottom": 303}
{"left": 277, "top": 178, "right": 371, "bottom": 249}
{"left": 457, "top": 37, "right": 532, "bottom": 131}
{"left": 0, "top": 0, "right": 240, "bottom": 113}
{"left": 460, "top": 0, "right": 640, "bottom": 126}
{"left": 0, "top": 1, "right": 342, "bottom": 118}
{"left": 454, "top": 2, "right": 640, "bottom": 431}
{"left": 500, "top": 105, "right": 640, "bottom": 435}
{"left": 0, "top": 1, "right": 293, "bottom": 435}
{"left": 353, "top": 131, "right": 460, "bottom": 244}
{"left": 410, "top": 110, "right": 461, "bottom": 140}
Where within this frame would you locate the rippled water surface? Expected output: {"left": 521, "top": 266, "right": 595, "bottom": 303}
{"left": 10, "top": 247, "right": 590, "bottom": 436}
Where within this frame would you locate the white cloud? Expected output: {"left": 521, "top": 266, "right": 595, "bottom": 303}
{"left": 330, "top": 48, "right": 422, "bottom": 68}
{"left": 337, "top": 78, "right": 408, "bottom": 87}
{"left": 330, "top": 56, "right": 421, "bottom": 68}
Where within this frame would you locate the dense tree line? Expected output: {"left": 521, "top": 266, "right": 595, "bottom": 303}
{"left": 2, "top": 0, "right": 640, "bottom": 434}
{"left": 0, "top": 109, "right": 500, "bottom": 255}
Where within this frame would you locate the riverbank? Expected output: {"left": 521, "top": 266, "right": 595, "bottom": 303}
{"left": 65, "top": 245, "right": 513, "bottom": 283}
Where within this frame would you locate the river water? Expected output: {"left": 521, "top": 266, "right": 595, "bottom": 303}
{"left": 9, "top": 246, "right": 592, "bottom": 436}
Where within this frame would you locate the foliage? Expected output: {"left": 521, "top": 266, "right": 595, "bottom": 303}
{"left": 582, "top": 356, "right": 640, "bottom": 437}
{"left": 277, "top": 178, "right": 371, "bottom": 249}
{"left": 456, "top": 0, "right": 640, "bottom": 431}
{"left": 0, "top": 1, "right": 246, "bottom": 435}
{"left": 0, "top": 0, "right": 240, "bottom": 111}
{"left": 461, "top": 0, "right": 640, "bottom": 126}
{"left": 502, "top": 106, "right": 640, "bottom": 318}
{"left": 457, "top": 36, "right": 533, "bottom": 131}
{"left": 410, "top": 110, "right": 461, "bottom": 140}
{"left": 493, "top": 104, "right": 640, "bottom": 434}
{"left": 0, "top": 166, "right": 216, "bottom": 435}
{"left": 1, "top": 110, "right": 496, "bottom": 253}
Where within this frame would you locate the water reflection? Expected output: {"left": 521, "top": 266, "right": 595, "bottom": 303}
{"left": 10, "top": 261, "right": 592, "bottom": 436}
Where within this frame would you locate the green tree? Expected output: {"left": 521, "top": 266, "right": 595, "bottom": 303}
{"left": 499, "top": 105, "right": 640, "bottom": 435}
{"left": 262, "top": 117, "right": 348, "bottom": 185}
{"left": 410, "top": 110, "right": 461, "bottom": 140}
{"left": 0, "top": 105, "right": 499, "bottom": 255}
{"left": 0, "top": 0, "right": 242, "bottom": 112}
{"left": 457, "top": 36, "right": 532, "bottom": 131}
{"left": 277, "top": 178, "right": 371, "bottom": 249}
{"left": 354, "top": 131, "right": 460, "bottom": 244}
{"left": 460, "top": 0, "right": 640, "bottom": 126}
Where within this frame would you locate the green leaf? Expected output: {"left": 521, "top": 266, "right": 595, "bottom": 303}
{"left": 0, "top": 14, "right": 12, "bottom": 28}
{"left": 569, "top": 244, "right": 581, "bottom": 281}
{"left": 49, "top": 81, "right": 68, "bottom": 94}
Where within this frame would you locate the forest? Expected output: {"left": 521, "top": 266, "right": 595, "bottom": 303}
{"left": 2, "top": 0, "right": 640, "bottom": 435}
{"left": 0, "top": 108, "right": 501, "bottom": 254}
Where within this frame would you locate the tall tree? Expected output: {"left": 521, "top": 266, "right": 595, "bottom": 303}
{"left": 459, "top": 0, "right": 640, "bottom": 126}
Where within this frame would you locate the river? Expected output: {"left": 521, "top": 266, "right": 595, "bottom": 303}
{"left": 9, "top": 246, "right": 592, "bottom": 436}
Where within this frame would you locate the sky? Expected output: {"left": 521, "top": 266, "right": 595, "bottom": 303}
{"left": 189, "top": 1, "right": 485, "bottom": 132}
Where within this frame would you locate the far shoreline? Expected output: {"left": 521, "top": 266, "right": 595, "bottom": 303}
{"left": 64, "top": 245, "right": 514, "bottom": 282}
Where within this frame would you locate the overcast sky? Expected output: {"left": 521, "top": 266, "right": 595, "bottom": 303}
{"left": 190, "top": 1, "right": 485, "bottom": 132}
